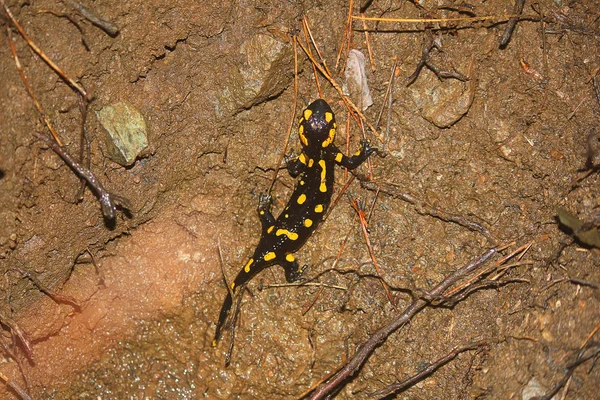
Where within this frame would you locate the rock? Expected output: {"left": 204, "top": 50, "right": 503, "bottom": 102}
{"left": 96, "top": 101, "right": 149, "bottom": 166}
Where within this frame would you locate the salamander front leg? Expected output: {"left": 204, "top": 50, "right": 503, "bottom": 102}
{"left": 285, "top": 151, "right": 308, "bottom": 178}
{"left": 331, "top": 141, "right": 378, "bottom": 170}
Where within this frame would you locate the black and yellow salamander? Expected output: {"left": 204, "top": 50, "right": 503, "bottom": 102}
{"left": 213, "top": 98, "right": 377, "bottom": 347}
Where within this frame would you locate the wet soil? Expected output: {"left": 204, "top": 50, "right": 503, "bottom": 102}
{"left": 1, "top": 0, "right": 599, "bottom": 398}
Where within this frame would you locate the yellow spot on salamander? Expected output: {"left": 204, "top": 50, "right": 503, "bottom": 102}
{"left": 264, "top": 252, "right": 276, "bottom": 261}
{"left": 322, "top": 128, "right": 336, "bottom": 148}
{"left": 325, "top": 111, "right": 333, "bottom": 123}
{"left": 230, "top": 282, "right": 236, "bottom": 290}
{"left": 285, "top": 214, "right": 289, "bottom": 218}
{"left": 286, "top": 253, "right": 295, "bottom": 262}
{"left": 276, "top": 229, "right": 299, "bottom": 240}
{"left": 354, "top": 148, "right": 362, "bottom": 156}
{"left": 314, "top": 204, "right": 324, "bottom": 213}
{"left": 308, "top": 158, "right": 314, "bottom": 167}
{"left": 297, "top": 193, "right": 306, "bottom": 204}
{"left": 299, "top": 153, "right": 307, "bottom": 164}
{"left": 304, "top": 109, "right": 313, "bottom": 120}
{"left": 300, "top": 180, "right": 305, "bottom": 186}
{"left": 304, "top": 219, "right": 313, "bottom": 228}
{"left": 259, "top": 210, "right": 265, "bottom": 215}
{"left": 244, "top": 258, "right": 253, "bottom": 273}
{"left": 335, "top": 152, "right": 343, "bottom": 163}
{"left": 299, "top": 126, "right": 308, "bottom": 146}
{"left": 319, "top": 160, "right": 327, "bottom": 193}
{"left": 267, "top": 225, "right": 274, "bottom": 234}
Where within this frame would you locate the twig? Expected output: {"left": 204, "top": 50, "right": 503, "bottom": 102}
{"left": 6, "top": 26, "right": 63, "bottom": 145}
{"left": 0, "top": 371, "right": 31, "bottom": 400}
{"left": 35, "top": 133, "right": 130, "bottom": 220}
{"left": 350, "top": 198, "right": 394, "bottom": 305}
{"left": 360, "top": 12, "right": 376, "bottom": 72}
{"left": 76, "top": 94, "right": 91, "bottom": 200}
{"left": 335, "top": 0, "right": 354, "bottom": 71}
{"left": 361, "top": 180, "right": 496, "bottom": 242}
{"left": 531, "top": 342, "right": 600, "bottom": 400}
{"left": 68, "top": 0, "right": 119, "bottom": 37}
{"left": 307, "top": 248, "right": 497, "bottom": 399}
{"left": 266, "top": 282, "right": 347, "bottom": 291}
{"left": 37, "top": 9, "right": 89, "bottom": 51}
{"left": 369, "top": 341, "right": 488, "bottom": 397}
{"left": 0, "top": 312, "right": 32, "bottom": 360}
{"left": 500, "top": 0, "right": 526, "bottom": 48}
{"left": 0, "top": 335, "right": 31, "bottom": 396}
{"left": 352, "top": 14, "right": 518, "bottom": 24}
{"left": 1, "top": 0, "right": 88, "bottom": 98}
{"left": 15, "top": 267, "right": 81, "bottom": 310}
{"left": 407, "top": 29, "right": 468, "bottom": 86}
{"left": 217, "top": 238, "right": 234, "bottom": 301}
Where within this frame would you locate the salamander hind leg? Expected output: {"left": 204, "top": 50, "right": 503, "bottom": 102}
{"left": 281, "top": 253, "right": 307, "bottom": 282}
{"left": 257, "top": 193, "right": 276, "bottom": 233}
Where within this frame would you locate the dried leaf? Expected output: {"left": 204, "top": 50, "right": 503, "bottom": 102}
{"left": 557, "top": 207, "right": 600, "bottom": 248}
{"left": 344, "top": 49, "right": 373, "bottom": 111}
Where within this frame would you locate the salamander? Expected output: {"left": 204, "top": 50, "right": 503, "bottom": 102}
{"left": 213, "top": 98, "right": 377, "bottom": 346}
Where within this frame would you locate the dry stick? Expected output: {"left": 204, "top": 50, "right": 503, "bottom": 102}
{"left": 307, "top": 248, "right": 496, "bottom": 400}
{"left": 303, "top": 17, "right": 330, "bottom": 74}
{"left": 215, "top": 237, "right": 239, "bottom": 365}
{"left": 35, "top": 133, "right": 130, "bottom": 220}
{"left": 1, "top": 0, "right": 88, "bottom": 99}
{"left": 362, "top": 180, "right": 496, "bottom": 242}
{"left": 0, "top": 371, "right": 31, "bottom": 400}
{"left": 85, "top": 248, "right": 105, "bottom": 288}
{"left": 352, "top": 14, "right": 517, "bottom": 24}
{"left": 297, "top": 363, "right": 345, "bottom": 400}
{"left": 38, "top": 9, "right": 90, "bottom": 50}
{"left": 68, "top": 0, "right": 119, "bottom": 37}
{"left": 0, "top": 312, "right": 32, "bottom": 360}
{"left": 0, "top": 335, "right": 31, "bottom": 397}
{"left": 444, "top": 241, "right": 529, "bottom": 299}
{"left": 301, "top": 20, "right": 322, "bottom": 97}
{"left": 15, "top": 267, "right": 82, "bottom": 310}
{"left": 500, "top": 0, "right": 526, "bottom": 47}
{"left": 6, "top": 26, "right": 63, "bottom": 146}
{"left": 216, "top": 239, "right": 234, "bottom": 303}
{"left": 76, "top": 94, "right": 91, "bottom": 200}
{"left": 531, "top": 343, "right": 600, "bottom": 400}
{"left": 369, "top": 341, "right": 487, "bottom": 397}
{"left": 269, "top": 282, "right": 346, "bottom": 290}
{"left": 375, "top": 57, "right": 398, "bottom": 128}
{"left": 361, "top": 13, "right": 376, "bottom": 72}
{"left": 350, "top": 199, "right": 394, "bottom": 305}
{"left": 335, "top": 0, "right": 354, "bottom": 71}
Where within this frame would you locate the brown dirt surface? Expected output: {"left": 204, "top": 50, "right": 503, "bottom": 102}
{"left": 1, "top": 0, "right": 599, "bottom": 399}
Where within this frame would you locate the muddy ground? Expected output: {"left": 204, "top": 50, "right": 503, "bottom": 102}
{"left": 1, "top": 0, "right": 599, "bottom": 398}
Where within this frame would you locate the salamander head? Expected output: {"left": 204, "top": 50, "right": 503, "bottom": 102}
{"left": 298, "top": 99, "right": 337, "bottom": 149}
